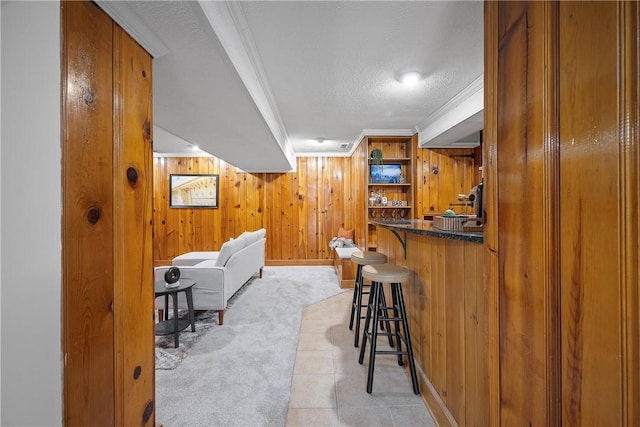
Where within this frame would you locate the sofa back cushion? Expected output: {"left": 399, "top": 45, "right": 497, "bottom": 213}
{"left": 215, "top": 236, "right": 247, "bottom": 267}
{"left": 238, "top": 228, "right": 267, "bottom": 247}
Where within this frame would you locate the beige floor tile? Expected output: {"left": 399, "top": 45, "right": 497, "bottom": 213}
{"left": 289, "top": 374, "right": 337, "bottom": 408}
{"left": 388, "top": 405, "right": 437, "bottom": 427}
{"left": 287, "top": 286, "right": 431, "bottom": 426}
{"left": 338, "top": 406, "right": 394, "bottom": 427}
{"left": 334, "top": 374, "right": 386, "bottom": 408}
{"left": 294, "top": 350, "right": 334, "bottom": 374}
{"left": 360, "top": 368, "right": 423, "bottom": 406}
{"left": 329, "top": 326, "right": 358, "bottom": 349}
{"left": 304, "top": 304, "right": 339, "bottom": 319}
{"left": 298, "top": 332, "right": 334, "bottom": 351}
{"left": 300, "top": 317, "right": 338, "bottom": 334}
{"left": 332, "top": 349, "right": 368, "bottom": 375}
{"left": 285, "top": 408, "right": 340, "bottom": 427}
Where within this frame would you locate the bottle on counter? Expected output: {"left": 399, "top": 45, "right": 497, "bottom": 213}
{"left": 369, "top": 191, "right": 377, "bottom": 206}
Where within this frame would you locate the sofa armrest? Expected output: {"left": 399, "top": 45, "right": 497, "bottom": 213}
{"left": 154, "top": 264, "right": 229, "bottom": 312}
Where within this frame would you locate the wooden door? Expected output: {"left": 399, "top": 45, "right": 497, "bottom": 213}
{"left": 62, "top": 1, "right": 154, "bottom": 425}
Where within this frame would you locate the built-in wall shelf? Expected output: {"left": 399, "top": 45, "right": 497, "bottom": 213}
{"left": 363, "top": 135, "right": 415, "bottom": 250}
{"left": 368, "top": 157, "right": 412, "bottom": 164}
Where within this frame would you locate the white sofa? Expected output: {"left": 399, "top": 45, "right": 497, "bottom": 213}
{"left": 155, "top": 228, "right": 266, "bottom": 325}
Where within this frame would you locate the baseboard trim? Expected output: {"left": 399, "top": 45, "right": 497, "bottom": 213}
{"left": 265, "top": 259, "right": 333, "bottom": 266}
{"left": 156, "top": 259, "right": 334, "bottom": 267}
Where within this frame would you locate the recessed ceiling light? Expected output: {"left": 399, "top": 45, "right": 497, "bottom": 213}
{"left": 399, "top": 72, "right": 421, "bottom": 85}
{"left": 192, "top": 145, "right": 200, "bottom": 151}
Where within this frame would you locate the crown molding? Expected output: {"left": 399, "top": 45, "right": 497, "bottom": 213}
{"left": 416, "top": 74, "right": 483, "bottom": 147}
{"left": 347, "top": 129, "right": 415, "bottom": 156}
{"left": 197, "top": 1, "right": 296, "bottom": 170}
{"left": 295, "top": 151, "right": 353, "bottom": 158}
{"left": 94, "top": 1, "right": 169, "bottom": 58}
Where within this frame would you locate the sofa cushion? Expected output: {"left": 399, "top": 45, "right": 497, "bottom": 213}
{"left": 215, "top": 236, "right": 247, "bottom": 267}
{"left": 239, "top": 228, "right": 266, "bottom": 247}
{"left": 173, "top": 251, "right": 219, "bottom": 266}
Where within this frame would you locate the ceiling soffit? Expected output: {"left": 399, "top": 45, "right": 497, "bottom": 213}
{"left": 96, "top": 1, "right": 484, "bottom": 170}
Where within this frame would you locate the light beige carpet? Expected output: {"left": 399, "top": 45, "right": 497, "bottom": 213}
{"left": 155, "top": 266, "right": 345, "bottom": 426}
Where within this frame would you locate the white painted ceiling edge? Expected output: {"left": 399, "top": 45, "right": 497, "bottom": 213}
{"left": 197, "top": 1, "right": 296, "bottom": 168}
{"left": 96, "top": 0, "right": 483, "bottom": 171}
{"left": 416, "top": 75, "right": 484, "bottom": 148}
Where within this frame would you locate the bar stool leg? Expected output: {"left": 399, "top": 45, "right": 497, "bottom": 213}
{"left": 365, "top": 281, "right": 381, "bottom": 394}
{"left": 397, "top": 282, "right": 420, "bottom": 395}
{"left": 378, "top": 290, "right": 395, "bottom": 348}
{"left": 348, "top": 264, "right": 362, "bottom": 331}
{"left": 391, "top": 283, "right": 403, "bottom": 366}
{"left": 358, "top": 279, "right": 376, "bottom": 364}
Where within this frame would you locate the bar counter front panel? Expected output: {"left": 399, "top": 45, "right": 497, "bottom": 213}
{"left": 372, "top": 220, "right": 489, "bottom": 427}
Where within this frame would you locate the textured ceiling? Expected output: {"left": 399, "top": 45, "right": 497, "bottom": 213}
{"left": 241, "top": 1, "right": 483, "bottom": 155}
{"left": 110, "top": 1, "right": 484, "bottom": 172}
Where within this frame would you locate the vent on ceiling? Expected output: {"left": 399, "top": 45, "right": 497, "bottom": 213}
{"left": 338, "top": 143, "right": 349, "bottom": 149}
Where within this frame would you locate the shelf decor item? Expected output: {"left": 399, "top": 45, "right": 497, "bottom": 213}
{"left": 370, "top": 164, "right": 402, "bottom": 184}
{"left": 433, "top": 215, "right": 468, "bottom": 232}
{"left": 370, "top": 148, "right": 384, "bottom": 165}
{"left": 164, "top": 266, "right": 181, "bottom": 288}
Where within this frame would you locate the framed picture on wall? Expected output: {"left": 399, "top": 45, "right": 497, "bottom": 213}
{"left": 169, "top": 174, "right": 219, "bottom": 208}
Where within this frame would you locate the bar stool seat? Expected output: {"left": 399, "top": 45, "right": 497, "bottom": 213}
{"left": 359, "top": 263, "right": 410, "bottom": 283}
{"left": 349, "top": 250, "right": 388, "bottom": 347}
{"left": 350, "top": 250, "right": 387, "bottom": 266}
{"left": 358, "top": 263, "right": 420, "bottom": 395}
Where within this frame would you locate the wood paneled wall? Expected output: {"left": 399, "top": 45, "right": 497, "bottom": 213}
{"left": 154, "top": 143, "right": 479, "bottom": 264}
{"left": 153, "top": 156, "right": 358, "bottom": 265}
{"left": 485, "top": 1, "right": 639, "bottom": 425}
{"left": 414, "top": 146, "right": 482, "bottom": 217}
{"left": 376, "top": 228, "right": 488, "bottom": 426}
{"left": 62, "top": 1, "right": 154, "bottom": 425}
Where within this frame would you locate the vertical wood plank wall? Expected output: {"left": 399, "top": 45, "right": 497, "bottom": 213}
{"left": 153, "top": 156, "right": 358, "bottom": 265}
{"left": 414, "top": 146, "right": 481, "bottom": 217}
{"left": 376, "top": 228, "right": 488, "bottom": 426}
{"left": 112, "top": 24, "right": 155, "bottom": 427}
{"left": 153, "top": 144, "right": 476, "bottom": 265}
{"left": 486, "top": 1, "right": 639, "bottom": 425}
{"left": 62, "top": 3, "right": 115, "bottom": 423}
{"left": 62, "top": 1, "right": 155, "bottom": 425}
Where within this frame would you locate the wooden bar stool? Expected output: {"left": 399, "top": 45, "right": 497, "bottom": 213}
{"left": 358, "top": 263, "right": 420, "bottom": 395}
{"left": 349, "top": 250, "right": 388, "bottom": 347}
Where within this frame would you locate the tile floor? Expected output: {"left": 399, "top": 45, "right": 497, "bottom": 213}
{"left": 286, "top": 290, "right": 437, "bottom": 427}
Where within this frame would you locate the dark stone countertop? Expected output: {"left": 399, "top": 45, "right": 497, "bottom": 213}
{"left": 372, "top": 219, "right": 483, "bottom": 243}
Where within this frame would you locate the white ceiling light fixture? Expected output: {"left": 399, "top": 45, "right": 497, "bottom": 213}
{"left": 399, "top": 71, "right": 422, "bottom": 86}
{"left": 314, "top": 137, "right": 327, "bottom": 144}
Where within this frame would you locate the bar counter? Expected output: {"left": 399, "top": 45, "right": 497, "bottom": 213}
{"left": 373, "top": 219, "right": 483, "bottom": 244}
{"left": 370, "top": 219, "right": 489, "bottom": 426}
